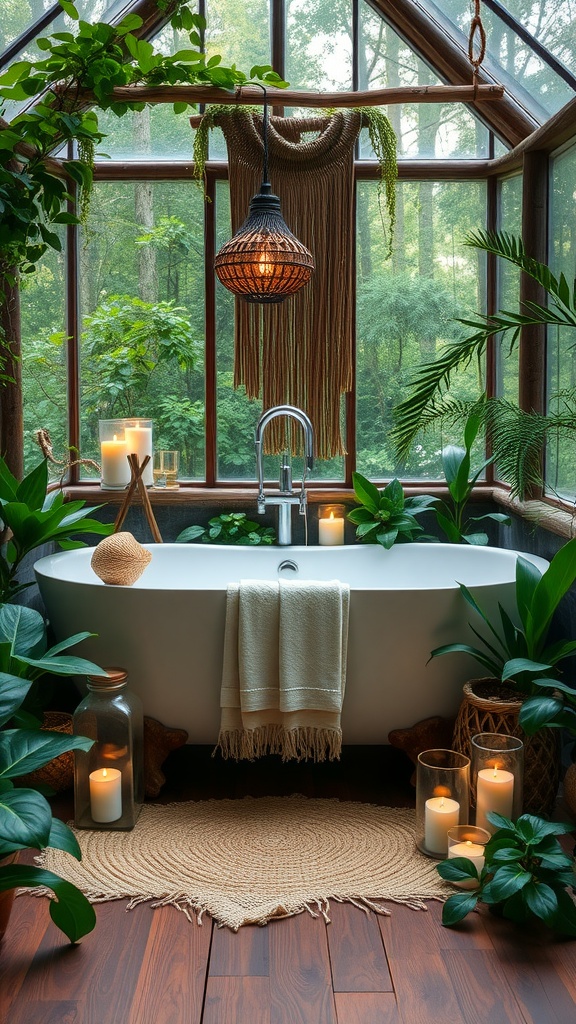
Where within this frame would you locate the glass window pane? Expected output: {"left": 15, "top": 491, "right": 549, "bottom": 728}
{"left": 356, "top": 179, "right": 487, "bottom": 479}
{"left": 79, "top": 180, "right": 206, "bottom": 481}
{"left": 496, "top": 174, "right": 522, "bottom": 404}
{"left": 215, "top": 182, "right": 344, "bottom": 481}
{"left": 359, "top": 2, "right": 490, "bottom": 159}
{"left": 547, "top": 142, "right": 576, "bottom": 500}
{"left": 285, "top": 0, "right": 353, "bottom": 91}
{"left": 21, "top": 236, "right": 68, "bottom": 478}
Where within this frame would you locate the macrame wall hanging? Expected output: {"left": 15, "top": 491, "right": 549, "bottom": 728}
{"left": 197, "top": 108, "right": 365, "bottom": 460}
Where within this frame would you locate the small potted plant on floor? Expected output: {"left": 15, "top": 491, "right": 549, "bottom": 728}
{"left": 429, "top": 536, "right": 576, "bottom": 814}
{"left": 437, "top": 811, "right": 576, "bottom": 936}
{"left": 0, "top": 603, "right": 104, "bottom": 943}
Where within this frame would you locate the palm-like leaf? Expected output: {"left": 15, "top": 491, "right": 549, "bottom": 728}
{"left": 391, "top": 230, "right": 576, "bottom": 469}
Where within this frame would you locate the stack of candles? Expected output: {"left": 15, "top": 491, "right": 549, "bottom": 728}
{"left": 99, "top": 418, "right": 153, "bottom": 489}
{"left": 418, "top": 737, "right": 523, "bottom": 866}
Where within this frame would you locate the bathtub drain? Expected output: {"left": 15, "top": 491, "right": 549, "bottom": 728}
{"left": 278, "top": 559, "right": 299, "bottom": 574}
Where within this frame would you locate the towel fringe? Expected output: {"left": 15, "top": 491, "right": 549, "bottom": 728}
{"left": 214, "top": 724, "right": 342, "bottom": 762}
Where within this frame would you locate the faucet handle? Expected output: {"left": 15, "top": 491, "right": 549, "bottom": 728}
{"left": 257, "top": 495, "right": 266, "bottom": 515}
{"left": 299, "top": 490, "right": 307, "bottom": 515}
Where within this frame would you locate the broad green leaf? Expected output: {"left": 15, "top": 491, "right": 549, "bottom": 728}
{"left": 382, "top": 478, "right": 404, "bottom": 511}
{"left": 436, "top": 511, "right": 461, "bottom": 543}
{"left": 0, "top": 787, "right": 52, "bottom": 850}
{"left": 515, "top": 555, "right": 542, "bottom": 636}
{"left": 0, "top": 864, "right": 96, "bottom": 942}
{"left": 346, "top": 507, "right": 375, "bottom": 525}
{"left": 0, "top": 604, "right": 46, "bottom": 657}
{"left": 0, "top": 729, "right": 93, "bottom": 779}
{"left": 481, "top": 864, "right": 532, "bottom": 902}
{"left": 0, "top": 673, "right": 32, "bottom": 728}
{"left": 376, "top": 528, "right": 398, "bottom": 549}
{"left": 463, "top": 411, "right": 481, "bottom": 450}
{"left": 437, "top": 857, "right": 480, "bottom": 882}
{"left": 352, "top": 472, "right": 381, "bottom": 514}
{"left": 551, "top": 886, "right": 576, "bottom": 937}
{"left": 523, "top": 881, "right": 558, "bottom": 924}
{"left": 48, "top": 817, "right": 82, "bottom": 860}
{"left": 17, "top": 652, "right": 105, "bottom": 676}
{"left": 58, "top": 1, "right": 79, "bottom": 19}
{"left": 442, "top": 444, "right": 466, "bottom": 488}
{"left": 530, "top": 538, "right": 576, "bottom": 652}
{"left": 518, "top": 695, "right": 565, "bottom": 734}
{"left": 501, "top": 658, "right": 551, "bottom": 681}
{"left": 15, "top": 458, "right": 48, "bottom": 510}
{"left": 428, "top": 642, "right": 501, "bottom": 676}
{"left": 441, "top": 891, "right": 479, "bottom": 926}
{"left": 463, "top": 532, "right": 489, "bottom": 546}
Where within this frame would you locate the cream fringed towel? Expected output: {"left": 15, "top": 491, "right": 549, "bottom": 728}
{"left": 217, "top": 579, "right": 350, "bottom": 762}
{"left": 215, "top": 109, "right": 362, "bottom": 460}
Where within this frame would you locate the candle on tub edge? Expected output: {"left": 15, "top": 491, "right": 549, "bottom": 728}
{"left": 319, "top": 510, "right": 345, "bottom": 545}
{"left": 125, "top": 421, "right": 153, "bottom": 486}
{"left": 476, "top": 766, "right": 514, "bottom": 832}
{"left": 100, "top": 435, "right": 130, "bottom": 489}
{"left": 89, "top": 767, "right": 122, "bottom": 823}
{"left": 424, "top": 796, "right": 460, "bottom": 855}
{"left": 448, "top": 839, "right": 486, "bottom": 889}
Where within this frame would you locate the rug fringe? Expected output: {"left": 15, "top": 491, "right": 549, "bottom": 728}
{"left": 215, "top": 725, "right": 342, "bottom": 762}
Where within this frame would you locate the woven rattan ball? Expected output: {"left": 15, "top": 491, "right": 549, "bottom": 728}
{"left": 91, "top": 532, "right": 152, "bottom": 586}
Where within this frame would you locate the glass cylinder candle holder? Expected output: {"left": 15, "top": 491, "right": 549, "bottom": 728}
{"left": 124, "top": 418, "right": 153, "bottom": 487}
{"left": 471, "top": 733, "right": 524, "bottom": 833}
{"left": 98, "top": 419, "right": 131, "bottom": 490}
{"left": 447, "top": 825, "right": 491, "bottom": 889}
{"left": 416, "top": 749, "right": 470, "bottom": 858}
{"left": 318, "top": 504, "right": 345, "bottom": 545}
{"left": 153, "top": 449, "right": 180, "bottom": 489}
{"left": 73, "top": 668, "right": 144, "bottom": 830}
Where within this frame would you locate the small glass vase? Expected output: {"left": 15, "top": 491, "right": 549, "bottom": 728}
{"left": 416, "top": 749, "right": 470, "bottom": 858}
{"left": 471, "top": 733, "right": 524, "bottom": 832}
{"left": 73, "top": 668, "right": 144, "bottom": 831}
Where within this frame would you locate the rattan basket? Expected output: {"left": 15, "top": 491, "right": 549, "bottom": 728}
{"left": 21, "top": 712, "right": 74, "bottom": 793}
{"left": 452, "top": 679, "right": 560, "bottom": 817}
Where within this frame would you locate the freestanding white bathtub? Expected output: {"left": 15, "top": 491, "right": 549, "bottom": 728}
{"left": 34, "top": 543, "right": 548, "bottom": 745}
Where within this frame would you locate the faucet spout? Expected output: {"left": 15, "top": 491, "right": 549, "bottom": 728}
{"left": 254, "top": 405, "right": 314, "bottom": 545}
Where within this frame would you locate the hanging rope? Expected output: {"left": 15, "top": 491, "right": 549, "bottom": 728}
{"left": 468, "top": 0, "right": 487, "bottom": 96}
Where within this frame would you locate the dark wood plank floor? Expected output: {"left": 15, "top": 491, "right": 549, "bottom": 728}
{"left": 1, "top": 746, "right": 575, "bottom": 1024}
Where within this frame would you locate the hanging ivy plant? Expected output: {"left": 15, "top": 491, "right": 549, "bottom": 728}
{"left": 0, "top": 0, "right": 286, "bottom": 289}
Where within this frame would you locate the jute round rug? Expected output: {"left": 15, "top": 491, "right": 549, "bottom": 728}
{"left": 37, "top": 796, "right": 452, "bottom": 931}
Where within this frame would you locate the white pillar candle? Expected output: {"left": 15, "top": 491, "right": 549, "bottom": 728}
{"left": 424, "top": 796, "right": 460, "bottom": 855}
{"left": 448, "top": 840, "right": 485, "bottom": 889}
{"left": 100, "top": 436, "right": 130, "bottom": 489}
{"left": 476, "top": 767, "right": 514, "bottom": 832}
{"left": 125, "top": 422, "right": 153, "bottom": 486}
{"left": 319, "top": 511, "right": 345, "bottom": 545}
{"left": 89, "top": 767, "right": 122, "bottom": 823}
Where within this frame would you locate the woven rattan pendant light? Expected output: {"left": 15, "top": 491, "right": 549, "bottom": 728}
{"left": 214, "top": 92, "right": 314, "bottom": 304}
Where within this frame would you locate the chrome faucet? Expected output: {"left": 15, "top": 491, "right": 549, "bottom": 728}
{"left": 255, "top": 405, "right": 314, "bottom": 545}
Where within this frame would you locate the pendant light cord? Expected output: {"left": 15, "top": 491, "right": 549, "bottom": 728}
{"left": 249, "top": 82, "right": 269, "bottom": 186}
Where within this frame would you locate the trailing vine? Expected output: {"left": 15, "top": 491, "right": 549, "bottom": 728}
{"left": 0, "top": 1, "right": 286, "bottom": 290}
{"left": 359, "top": 107, "right": 397, "bottom": 260}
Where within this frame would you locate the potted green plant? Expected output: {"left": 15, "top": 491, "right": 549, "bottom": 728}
{"left": 437, "top": 811, "right": 576, "bottom": 937}
{"left": 0, "top": 602, "right": 105, "bottom": 943}
{"left": 347, "top": 473, "right": 437, "bottom": 549}
{"left": 0, "top": 455, "right": 113, "bottom": 604}
{"left": 429, "top": 536, "right": 576, "bottom": 814}
{"left": 431, "top": 411, "right": 510, "bottom": 544}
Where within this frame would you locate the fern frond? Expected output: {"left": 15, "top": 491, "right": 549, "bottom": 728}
{"left": 485, "top": 399, "right": 576, "bottom": 498}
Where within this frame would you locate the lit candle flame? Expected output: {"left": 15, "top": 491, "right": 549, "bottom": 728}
{"left": 113, "top": 434, "right": 117, "bottom": 442}
{"left": 102, "top": 768, "right": 108, "bottom": 778}
{"left": 329, "top": 511, "right": 335, "bottom": 521}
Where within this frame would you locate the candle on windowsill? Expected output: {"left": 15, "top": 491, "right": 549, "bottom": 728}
{"left": 125, "top": 420, "right": 153, "bottom": 487}
{"left": 100, "top": 435, "right": 130, "bottom": 489}
{"left": 318, "top": 505, "right": 345, "bottom": 545}
{"left": 89, "top": 767, "right": 122, "bottom": 823}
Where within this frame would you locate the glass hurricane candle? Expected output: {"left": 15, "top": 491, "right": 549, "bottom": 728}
{"left": 471, "top": 733, "right": 524, "bottom": 832}
{"left": 73, "top": 668, "right": 144, "bottom": 830}
{"left": 98, "top": 419, "right": 130, "bottom": 490}
{"left": 416, "top": 749, "right": 470, "bottom": 858}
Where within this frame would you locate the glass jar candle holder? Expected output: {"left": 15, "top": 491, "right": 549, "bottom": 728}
{"left": 98, "top": 419, "right": 131, "bottom": 490}
{"left": 447, "top": 825, "right": 491, "bottom": 889}
{"left": 471, "top": 733, "right": 524, "bottom": 832}
{"left": 318, "top": 504, "right": 345, "bottom": 545}
{"left": 124, "top": 418, "right": 153, "bottom": 486}
{"left": 73, "top": 668, "right": 144, "bottom": 831}
{"left": 416, "top": 749, "right": 470, "bottom": 858}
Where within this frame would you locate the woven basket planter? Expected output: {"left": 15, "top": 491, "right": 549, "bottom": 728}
{"left": 452, "top": 679, "right": 560, "bottom": 817}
